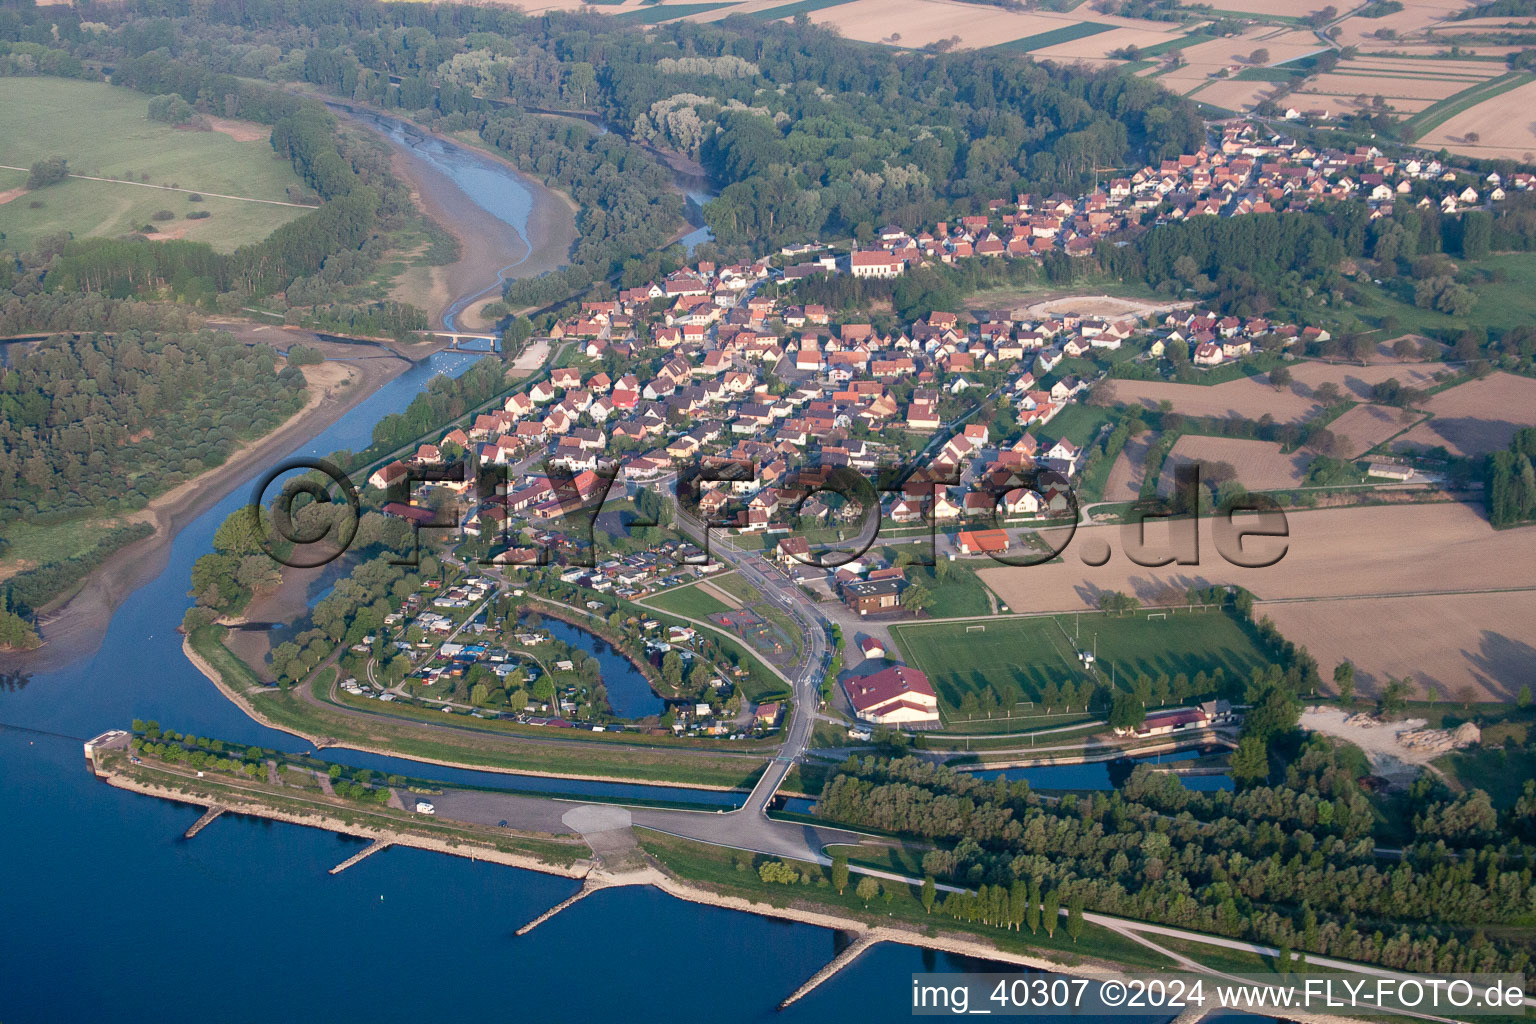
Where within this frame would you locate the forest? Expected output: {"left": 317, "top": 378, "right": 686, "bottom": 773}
{"left": 815, "top": 739, "right": 1535, "bottom": 976}
{"left": 1, "top": 0, "right": 1205, "bottom": 272}
{"left": 0, "top": 329, "right": 306, "bottom": 611}
{"left": 0, "top": 330, "right": 306, "bottom": 517}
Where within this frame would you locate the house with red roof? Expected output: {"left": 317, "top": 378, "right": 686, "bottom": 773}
{"left": 843, "top": 665, "right": 940, "bottom": 725}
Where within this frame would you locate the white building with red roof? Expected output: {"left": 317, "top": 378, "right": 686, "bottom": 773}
{"left": 843, "top": 665, "right": 940, "bottom": 725}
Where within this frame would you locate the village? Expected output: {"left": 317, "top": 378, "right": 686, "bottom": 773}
{"left": 344, "top": 120, "right": 1531, "bottom": 745}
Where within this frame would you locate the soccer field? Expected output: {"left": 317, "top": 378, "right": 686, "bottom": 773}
{"left": 890, "top": 610, "right": 1270, "bottom": 713}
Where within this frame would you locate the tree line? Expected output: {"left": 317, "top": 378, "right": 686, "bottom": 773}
{"left": 814, "top": 744, "right": 1535, "bottom": 977}
{"left": 1487, "top": 426, "right": 1536, "bottom": 527}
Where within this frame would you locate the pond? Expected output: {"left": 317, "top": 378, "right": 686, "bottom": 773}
{"left": 984, "top": 749, "right": 1234, "bottom": 792}
{"left": 529, "top": 614, "right": 666, "bottom": 720}
{"left": 778, "top": 748, "right": 1232, "bottom": 816}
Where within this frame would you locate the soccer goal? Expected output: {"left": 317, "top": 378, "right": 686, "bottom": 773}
{"left": 965, "top": 624, "right": 986, "bottom": 633}
{"left": 1147, "top": 612, "right": 1168, "bottom": 621}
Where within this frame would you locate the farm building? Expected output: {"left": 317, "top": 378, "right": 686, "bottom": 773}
{"left": 1113, "top": 701, "right": 1236, "bottom": 738}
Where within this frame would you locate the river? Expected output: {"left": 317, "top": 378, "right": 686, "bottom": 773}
{"left": 0, "top": 120, "right": 1172, "bottom": 1024}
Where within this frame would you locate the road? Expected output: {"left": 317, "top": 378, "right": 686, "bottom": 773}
{"left": 668, "top": 503, "right": 831, "bottom": 816}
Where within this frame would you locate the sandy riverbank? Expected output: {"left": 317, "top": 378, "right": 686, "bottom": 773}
{"left": 0, "top": 347, "right": 408, "bottom": 674}
{"left": 334, "top": 106, "right": 578, "bottom": 332}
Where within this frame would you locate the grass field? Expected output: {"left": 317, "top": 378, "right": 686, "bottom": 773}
{"left": 890, "top": 609, "right": 1269, "bottom": 713}
{"left": 0, "top": 78, "right": 310, "bottom": 253}
{"left": 988, "top": 21, "right": 1115, "bottom": 53}
{"left": 1039, "top": 402, "right": 1113, "bottom": 448}
{"left": 612, "top": 1, "right": 739, "bottom": 22}
{"left": 745, "top": 0, "right": 855, "bottom": 18}
{"left": 645, "top": 583, "right": 733, "bottom": 619}
{"left": 1437, "top": 746, "right": 1536, "bottom": 808}
{"left": 1314, "top": 253, "right": 1536, "bottom": 339}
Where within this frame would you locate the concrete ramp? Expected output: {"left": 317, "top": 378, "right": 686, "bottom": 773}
{"left": 560, "top": 805, "right": 633, "bottom": 834}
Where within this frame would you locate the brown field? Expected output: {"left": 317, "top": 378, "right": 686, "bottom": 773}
{"left": 1325, "top": 403, "right": 1418, "bottom": 456}
{"left": 1195, "top": 79, "right": 1282, "bottom": 112}
{"left": 1332, "top": 0, "right": 1474, "bottom": 44}
{"left": 1290, "top": 359, "right": 1443, "bottom": 397}
{"left": 977, "top": 502, "right": 1532, "bottom": 613}
{"left": 1157, "top": 435, "right": 1313, "bottom": 493}
{"left": 1152, "top": 28, "right": 1323, "bottom": 94}
{"left": 1303, "top": 72, "right": 1477, "bottom": 100}
{"left": 1336, "top": 57, "right": 1498, "bottom": 74}
{"left": 1104, "top": 431, "right": 1154, "bottom": 501}
{"left": 1420, "top": 78, "right": 1536, "bottom": 159}
{"left": 202, "top": 116, "right": 269, "bottom": 143}
{"left": 1176, "top": 0, "right": 1327, "bottom": 15}
{"left": 1262, "top": 591, "right": 1536, "bottom": 700}
{"left": 811, "top": 0, "right": 1072, "bottom": 48}
{"left": 806, "top": 0, "right": 1180, "bottom": 50}
{"left": 1394, "top": 372, "right": 1536, "bottom": 456}
{"left": 1109, "top": 375, "right": 1320, "bottom": 422}
{"left": 1285, "top": 92, "right": 1436, "bottom": 115}
{"left": 1108, "top": 363, "right": 1447, "bottom": 426}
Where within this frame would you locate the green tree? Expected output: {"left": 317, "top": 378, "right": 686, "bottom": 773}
{"left": 1067, "top": 894, "right": 1085, "bottom": 942}
{"left": 1333, "top": 661, "right": 1356, "bottom": 703}
{"left": 902, "top": 582, "right": 933, "bottom": 615}
{"left": 856, "top": 876, "right": 880, "bottom": 904}
{"left": 922, "top": 875, "right": 936, "bottom": 914}
{"left": 1109, "top": 692, "right": 1147, "bottom": 732}
{"left": 1042, "top": 888, "right": 1060, "bottom": 937}
{"left": 26, "top": 156, "right": 69, "bottom": 189}
{"left": 832, "top": 854, "right": 850, "bottom": 895}
{"left": 1232, "top": 734, "right": 1269, "bottom": 785}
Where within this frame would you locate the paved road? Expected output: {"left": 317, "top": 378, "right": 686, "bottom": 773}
{"left": 670, "top": 505, "right": 830, "bottom": 815}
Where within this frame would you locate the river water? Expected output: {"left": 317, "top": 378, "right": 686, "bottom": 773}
{"left": 0, "top": 124, "right": 1179, "bottom": 1023}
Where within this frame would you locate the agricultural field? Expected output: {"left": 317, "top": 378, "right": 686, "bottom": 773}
{"left": 1289, "top": 360, "right": 1445, "bottom": 397}
{"left": 0, "top": 78, "right": 312, "bottom": 253}
{"left": 1148, "top": 27, "right": 1326, "bottom": 98}
{"left": 1105, "top": 374, "right": 1322, "bottom": 422}
{"left": 1325, "top": 403, "right": 1419, "bottom": 457}
{"left": 890, "top": 609, "right": 1270, "bottom": 715}
{"left": 1104, "top": 431, "right": 1154, "bottom": 501}
{"left": 977, "top": 502, "right": 1536, "bottom": 612}
{"left": 1157, "top": 435, "right": 1313, "bottom": 493}
{"left": 1261, "top": 590, "right": 1536, "bottom": 701}
{"left": 1393, "top": 372, "right": 1536, "bottom": 457}
{"left": 514, "top": 0, "right": 1536, "bottom": 153}
{"left": 1418, "top": 76, "right": 1536, "bottom": 159}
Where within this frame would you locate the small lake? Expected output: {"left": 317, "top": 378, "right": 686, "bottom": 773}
{"left": 532, "top": 614, "right": 666, "bottom": 720}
